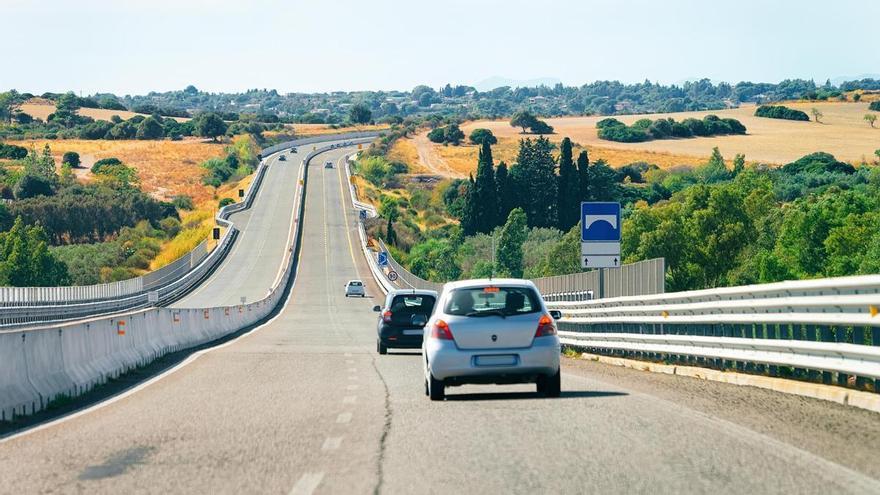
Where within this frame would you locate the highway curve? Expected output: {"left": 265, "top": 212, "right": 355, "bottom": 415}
{"left": 1, "top": 145, "right": 879, "bottom": 494}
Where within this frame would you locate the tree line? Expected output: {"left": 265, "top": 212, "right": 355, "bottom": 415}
{"left": 754, "top": 105, "right": 810, "bottom": 121}
{"left": 596, "top": 115, "right": 747, "bottom": 143}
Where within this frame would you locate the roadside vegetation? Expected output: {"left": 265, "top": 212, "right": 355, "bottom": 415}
{"left": 596, "top": 115, "right": 746, "bottom": 143}
{"left": 754, "top": 105, "right": 810, "bottom": 121}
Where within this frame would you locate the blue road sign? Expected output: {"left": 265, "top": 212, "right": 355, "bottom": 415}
{"left": 378, "top": 251, "right": 389, "bottom": 266}
{"left": 581, "top": 202, "right": 621, "bottom": 242}
{"left": 359, "top": 209, "right": 367, "bottom": 220}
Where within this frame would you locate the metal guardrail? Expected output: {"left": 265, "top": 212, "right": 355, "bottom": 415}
{"left": 0, "top": 132, "right": 381, "bottom": 327}
{"left": 546, "top": 275, "right": 880, "bottom": 388}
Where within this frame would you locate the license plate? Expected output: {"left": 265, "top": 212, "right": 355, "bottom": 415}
{"left": 402, "top": 329, "right": 423, "bottom": 336}
{"left": 474, "top": 355, "right": 517, "bottom": 366}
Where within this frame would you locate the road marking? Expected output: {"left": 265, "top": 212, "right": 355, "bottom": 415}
{"left": 322, "top": 437, "right": 343, "bottom": 451}
{"left": 343, "top": 395, "right": 357, "bottom": 404}
{"left": 348, "top": 376, "right": 358, "bottom": 380}
{"left": 348, "top": 368, "right": 357, "bottom": 373}
{"left": 346, "top": 384, "right": 359, "bottom": 391}
{"left": 289, "top": 472, "right": 324, "bottom": 495}
{"left": 335, "top": 153, "right": 363, "bottom": 277}
{"left": 336, "top": 412, "right": 352, "bottom": 424}
{"left": 345, "top": 359, "right": 354, "bottom": 364}
{"left": 344, "top": 353, "right": 352, "bottom": 357}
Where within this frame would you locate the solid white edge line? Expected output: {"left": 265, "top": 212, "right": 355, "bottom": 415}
{"left": 289, "top": 471, "right": 324, "bottom": 495}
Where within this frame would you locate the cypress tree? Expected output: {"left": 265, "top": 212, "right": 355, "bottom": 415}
{"left": 517, "top": 137, "right": 557, "bottom": 228}
{"left": 460, "top": 174, "right": 478, "bottom": 235}
{"left": 472, "top": 140, "right": 497, "bottom": 233}
{"left": 577, "top": 149, "right": 590, "bottom": 201}
{"left": 385, "top": 216, "right": 396, "bottom": 246}
{"left": 497, "top": 208, "right": 528, "bottom": 278}
{"left": 495, "top": 160, "right": 513, "bottom": 223}
{"left": 556, "top": 137, "right": 579, "bottom": 230}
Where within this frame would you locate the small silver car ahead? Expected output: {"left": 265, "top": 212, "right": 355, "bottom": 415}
{"left": 344, "top": 280, "right": 365, "bottom": 297}
{"left": 422, "top": 279, "right": 562, "bottom": 400}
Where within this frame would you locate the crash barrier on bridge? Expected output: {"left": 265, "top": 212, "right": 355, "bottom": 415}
{"left": 538, "top": 258, "right": 665, "bottom": 301}
{"left": 0, "top": 133, "right": 381, "bottom": 328}
{"left": 0, "top": 139, "right": 371, "bottom": 421}
{"left": 546, "top": 274, "right": 880, "bottom": 391}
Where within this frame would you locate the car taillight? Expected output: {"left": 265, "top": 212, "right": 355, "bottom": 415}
{"left": 383, "top": 311, "right": 392, "bottom": 323}
{"left": 535, "top": 314, "right": 557, "bottom": 337}
{"left": 430, "top": 319, "right": 454, "bottom": 340}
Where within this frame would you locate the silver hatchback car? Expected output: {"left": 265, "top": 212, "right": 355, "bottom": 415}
{"left": 422, "top": 279, "right": 562, "bottom": 400}
{"left": 344, "top": 280, "right": 365, "bottom": 297}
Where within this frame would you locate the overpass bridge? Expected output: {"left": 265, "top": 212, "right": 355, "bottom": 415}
{"left": 1, "top": 137, "right": 879, "bottom": 493}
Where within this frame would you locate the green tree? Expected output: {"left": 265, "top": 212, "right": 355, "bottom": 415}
{"left": 444, "top": 124, "right": 465, "bottom": 145}
{"left": 460, "top": 175, "right": 478, "bottom": 235}
{"left": 471, "top": 141, "right": 497, "bottom": 233}
{"left": 0, "top": 217, "right": 68, "bottom": 286}
{"left": 512, "top": 137, "right": 558, "bottom": 228}
{"left": 865, "top": 114, "right": 877, "bottom": 128}
{"left": 556, "top": 137, "right": 579, "bottom": 230}
{"left": 349, "top": 103, "right": 372, "bottom": 124}
{"left": 510, "top": 111, "right": 537, "bottom": 133}
{"left": 194, "top": 112, "right": 228, "bottom": 141}
{"left": 732, "top": 153, "right": 745, "bottom": 176}
{"left": 62, "top": 151, "right": 81, "bottom": 168}
{"left": 496, "top": 208, "right": 528, "bottom": 277}
{"left": 697, "top": 147, "right": 730, "bottom": 183}
{"left": 468, "top": 128, "right": 497, "bottom": 145}
{"left": 811, "top": 107, "right": 823, "bottom": 123}
{"left": 136, "top": 116, "right": 165, "bottom": 139}
{"left": 495, "top": 161, "right": 514, "bottom": 223}
{"left": 576, "top": 150, "right": 590, "bottom": 201}
{"left": 427, "top": 127, "right": 446, "bottom": 143}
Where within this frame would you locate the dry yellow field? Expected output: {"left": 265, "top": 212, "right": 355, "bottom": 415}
{"left": 461, "top": 101, "right": 880, "bottom": 166}
{"left": 17, "top": 101, "right": 189, "bottom": 122}
{"left": 9, "top": 139, "right": 226, "bottom": 202}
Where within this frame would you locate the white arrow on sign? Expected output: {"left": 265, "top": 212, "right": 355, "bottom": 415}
{"left": 582, "top": 255, "right": 620, "bottom": 269}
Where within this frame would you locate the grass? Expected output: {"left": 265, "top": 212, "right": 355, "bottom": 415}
{"left": 7, "top": 138, "right": 226, "bottom": 203}
{"left": 460, "top": 101, "right": 880, "bottom": 167}
{"left": 17, "top": 100, "right": 189, "bottom": 122}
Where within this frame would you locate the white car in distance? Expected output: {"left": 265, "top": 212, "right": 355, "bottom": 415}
{"left": 345, "top": 280, "right": 365, "bottom": 297}
{"left": 422, "top": 279, "right": 562, "bottom": 401}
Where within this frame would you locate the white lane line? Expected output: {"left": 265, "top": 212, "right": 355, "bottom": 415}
{"left": 289, "top": 472, "right": 324, "bottom": 495}
{"left": 346, "top": 384, "right": 359, "bottom": 390}
{"left": 343, "top": 395, "right": 357, "bottom": 404}
{"left": 345, "top": 360, "right": 354, "bottom": 364}
{"left": 336, "top": 412, "right": 352, "bottom": 424}
{"left": 347, "top": 368, "right": 357, "bottom": 373}
{"left": 322, "top": 437, "right": 343, "bottom": 451}
{"left": 348, "top": 376, "right": 358, "bottom": 380}
{"left": 344, "top": 353, "right": 352, "bottom": 357}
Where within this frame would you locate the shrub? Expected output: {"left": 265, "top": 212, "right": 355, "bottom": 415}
{"left": 218, "top": 197, "right": 235, "bottom": 208}
{"left": 14, "top": 174, "right": 54, "bottom": 199}
{"left": 469, "top": 128, "right": 497, "bottom": 145}
{"left": 172, "top": 195, "right": 194, "bottom": 210}
{"left": 870, "top": 101, "right": 880, "bottom": 111}
{"left": 91, "top": 157, "right": 122, "bottom": 174}
{"left": 427, "top": 127, "right": 446, "bottom": 143}
{"left": 62, "top": 151, "right": 81, "bottom": 168}
{"left": 0, "top": 143, "right": 27, "bottom": 159}
{"left": 755, "top": 105, "right": 810, "bottom": 121}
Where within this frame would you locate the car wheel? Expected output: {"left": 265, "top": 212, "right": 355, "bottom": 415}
{"left": 428, "top": 373, "right": 445, "bottom": 401}
{"left": 539, "top": 369, "right": 561, "bottom": 398}
{"left": 377, "top": 340, "right": 387, "bottom": 355}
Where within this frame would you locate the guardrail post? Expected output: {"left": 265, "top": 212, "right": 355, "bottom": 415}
{"left": 873, "top": 327, "right": 880, "bottom": 392}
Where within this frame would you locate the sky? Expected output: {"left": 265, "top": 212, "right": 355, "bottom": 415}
{"left": 3, "top": 0, "right": 879, "bottom": 95}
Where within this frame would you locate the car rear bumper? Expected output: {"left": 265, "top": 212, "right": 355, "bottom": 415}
{"left": 425, "top": 336, "right": 560, "bottom": 382}
{"left": 379, "top": 325, "right": 423, "bottom": 348}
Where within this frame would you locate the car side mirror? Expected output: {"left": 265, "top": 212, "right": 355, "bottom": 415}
{"left": 373, "top": 305, "right": 382, "bottom": 312}
{"left": 411, "top": 314, "right": 428, "bottom": 327}
{"left": 549, "top": 310, "right": 562, "bottom": 320}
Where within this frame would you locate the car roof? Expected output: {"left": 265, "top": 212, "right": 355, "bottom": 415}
{"left": 442, "top": 278, "right": 537, "bottom": 291}
{"left": 347, "top": 280, "right": 363, "bottom": 283}
{"left": 389, "top": 289, "right": 438, "bottom": 297}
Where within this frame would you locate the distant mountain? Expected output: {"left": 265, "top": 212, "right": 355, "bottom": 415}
{"left": 473, "top": 76, "right": 563, "bottom": 92}
{"left": 830, "top": 74, "right": 880, "bottom": 86}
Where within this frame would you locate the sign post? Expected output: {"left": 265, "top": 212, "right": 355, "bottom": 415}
{"left": 378, "top": 251, "right": 389, "bottom": 266}
{"left": 581, "top": 202, "right": 622, "bottom": 298}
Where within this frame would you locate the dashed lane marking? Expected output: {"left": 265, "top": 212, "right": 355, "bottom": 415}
{"left": 289, "top": 472, "right": 324, "bottom": 495}
{"left": 322, "top": 437, "right": 343, "bottom": 451}
{"left": 336, "top": 412, "right": 352, "bottom": 424}
{"left": 343, "top": 396, "right": 357, "bottom": 404}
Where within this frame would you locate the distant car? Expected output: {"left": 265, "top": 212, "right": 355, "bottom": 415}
{"left": 422, "top": 279, "right": 562, "bottom": 400}
{"left": 290, "top": 147, "right": 297, "bottom": 153}
{"left": 278, "top": 154, "right": 287, "bottom": 161}
{"left": 373, "top": 289, "right": 438, "bottom": 354}
{"left": 325, "top": 161, "right": 334, "bottom": 168}
{"left": 344, "top": 280, "right": 365, "bottom": 297}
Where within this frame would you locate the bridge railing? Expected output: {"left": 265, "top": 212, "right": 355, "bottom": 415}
{"left": 0, "top": 139, "right": 377, "bottom": 421}
{"left": 0, "top": 132, "right": 381, "bottom": 327}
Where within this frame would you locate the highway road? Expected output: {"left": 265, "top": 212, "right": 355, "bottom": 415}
{"left": 2, "top": 145, "right": 880, "bottom": 494}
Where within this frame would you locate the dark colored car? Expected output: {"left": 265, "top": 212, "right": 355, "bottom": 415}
{"left": 374, "top": 289, "right": 438, "bottom": 354}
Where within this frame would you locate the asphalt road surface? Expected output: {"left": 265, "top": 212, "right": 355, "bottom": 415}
{"left": 2, "top": 146, "right": 879, "bottom": 494}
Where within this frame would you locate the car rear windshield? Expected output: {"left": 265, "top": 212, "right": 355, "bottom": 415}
{"left": 388, "top": 294, "right": 436, "bottom": 324}
{"left": 444, "top": 286, "right": 542, "bottom": 317}
{"left": 349, "top": 281, "right": 362, "bottom": 286}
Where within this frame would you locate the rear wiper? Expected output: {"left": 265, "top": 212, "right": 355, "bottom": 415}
{"left": 465, "top": 309, "right": 506, "bottom": 318}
